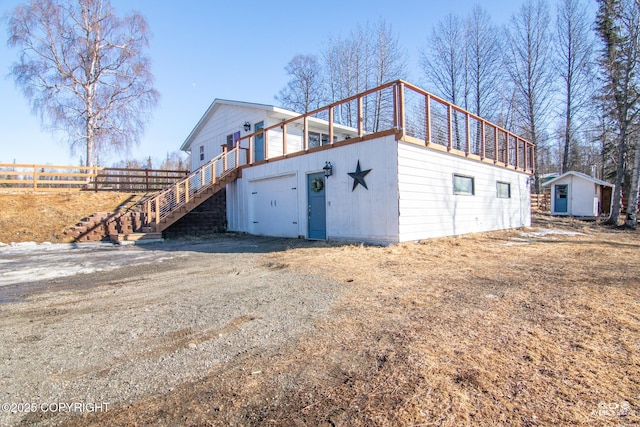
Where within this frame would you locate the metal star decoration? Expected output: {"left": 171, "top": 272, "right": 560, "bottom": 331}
{"left": 348, "top": 160, "right": 372, "bottom": 191}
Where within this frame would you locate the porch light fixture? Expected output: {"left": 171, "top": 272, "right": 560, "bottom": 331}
{"left": 323, "top": 161, "right": 333, "bottom": 178}
{"left": 243, "top": 121, "right": 251, "bottom": 132}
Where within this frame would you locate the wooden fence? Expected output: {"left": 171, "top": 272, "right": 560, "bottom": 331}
{"left": 531, "top": 193, "right": 551, "bottom": 212}
{"left": 90, "top": 167, "right": 189, "bottom": 192}
{"left": 0, "top": 163, "right": 188, "bottom": 192}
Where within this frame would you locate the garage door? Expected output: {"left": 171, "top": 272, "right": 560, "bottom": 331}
{"left": 249, "top": 174, "right": 299, "bottom": 238}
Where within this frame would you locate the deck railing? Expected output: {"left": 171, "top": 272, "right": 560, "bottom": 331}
{"left": 142, "top": 145, "right": 247, "bottom": 227}
{"left": 236, "top": 80, "right": 534, "bottom": 173}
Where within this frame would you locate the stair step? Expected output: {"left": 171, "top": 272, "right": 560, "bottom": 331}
{"left": 110, "top": 232, "right": 163, "bottom": 245}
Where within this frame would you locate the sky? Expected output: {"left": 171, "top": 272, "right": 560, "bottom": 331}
{"left": 0, "top": 0, "right": 523, "bottom": 167}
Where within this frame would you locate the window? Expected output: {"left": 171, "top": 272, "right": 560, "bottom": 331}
{"left": 497, "top": 181, "right": 511, "bottom": 198}
{"left": 308, "top": 131, "right": 337, "bottom": 148}
{"left": 309, "top": 132, "right": 321, "bottom": 148}
{"left": 453, "top": 174, "right": 474, "bottom": 195}
{"left": 199, "top": 145, "right": 204, "bottom": 161}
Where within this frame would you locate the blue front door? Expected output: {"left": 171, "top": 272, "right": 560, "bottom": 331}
{"left": 254, "top": 121, "right": 265, "bottom": 162}
{"left": 307, "top": 173, "right": 326, "bottom": 239}
{"left": 555, "top": 184, "right": 568, "bottom": 213}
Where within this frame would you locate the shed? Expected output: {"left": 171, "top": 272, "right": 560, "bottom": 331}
{"left": 542, "top": 171, "right": 613, "bottom": 218}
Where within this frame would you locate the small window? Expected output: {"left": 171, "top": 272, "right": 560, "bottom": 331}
{"left": 497, "top": 181, "right": 511, "bottom": 198}
{"left": 453, "top": 174, "right": 474, "bottom": 195}
{"left": 308, "top": 131, "right": 321, "bottom": 148}
{"left": 199, "top": 145, "right": 205, "bottom": 161}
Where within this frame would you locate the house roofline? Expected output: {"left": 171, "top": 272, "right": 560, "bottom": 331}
{"left": 541, "top": 171, "right": 614, "bottom": 188}
{"left": 180, "top": 99, "right": 302, "bottom": 152}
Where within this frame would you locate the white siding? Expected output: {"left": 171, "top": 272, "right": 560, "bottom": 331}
{"left": 228, "top": 136, "right": 400, "bottom": 244}
{"left": 229, "top": 136, "right": 532, "bottom": 244}
{"left": 266, "top": 127, "right": 303, "bottom": 157}
{"left": 261, "top": 123, "right": 356, "bottom": 159}
{"left": 186, "top": 103, "right": 362, "bottom": 171}
{"left": 188, "top": 106, "right": 271, "bottom": 171}
{"left": 397, "top": 142, "right": 531, "bottom": 241}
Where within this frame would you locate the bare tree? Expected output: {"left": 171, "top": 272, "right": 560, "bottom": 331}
{"left": 420, "top": 13, "right": 466, "bottom": 107}
{"left": 322, "top": 20, "right": 407, "bottom": 130}
{"left": 323, "top": 35, "right": 362, "bottom": 126}
{"left": 420, "top": 13, "right": 466, "bottom": 148}
{"left": 370, "top": 20, "right": 408, "bottom": 132}
{"left": 596, "top": 0, "right": 640, "bottom": 226}
{"left": 504, "top": 0, "right": 555, "bottom": 192}
{"left": 275, "top": 54, "right": 326, "bottom": 114}
{"left": 6, "top": 0, "right": 159, "bottom": 167}
{"left": 465, "top": 6, "right": 504, "bottom": 120}
{"left": 555, "top": 0, "right": 594, "bottom": 173}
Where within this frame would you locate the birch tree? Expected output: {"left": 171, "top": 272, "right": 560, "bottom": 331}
{"left": 6, "top": 0, "right": 159, "bottom": 167}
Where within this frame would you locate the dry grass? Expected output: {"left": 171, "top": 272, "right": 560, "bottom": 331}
{"left": 0, "top": 192, "right": 139, "bottom": 243}
{"left": 64, "top": 216, "right": 640, "bottom": 426}
{"left": 3, "top": 192, "right": 638, "bottom": 425}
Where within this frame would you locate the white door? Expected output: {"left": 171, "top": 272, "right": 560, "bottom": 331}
{"left": 249, "top": 174, "right": 298, "bottom": 237}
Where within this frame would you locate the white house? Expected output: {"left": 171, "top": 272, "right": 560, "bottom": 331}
{"left": 180, "top": 99, "right": 359, "bottom": 172}
{"left": 542, "top": 171, "right": 613, "bottom": 218}
{"left": 168, "top": 80, "right": 535, "bottom": 244}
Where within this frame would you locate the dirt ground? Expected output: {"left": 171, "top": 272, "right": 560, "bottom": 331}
{"left": 0, "top": 192, "right": 639, "bottom": 426}
{"left": 0, "top": 192, "right": 139, "bottom": 243}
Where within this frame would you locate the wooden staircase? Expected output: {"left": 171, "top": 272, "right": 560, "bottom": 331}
{"left": 112, "top": 147, "right": 245, "bottom": 242}
{"left": 150, "top": 168, "right": 238, "bottom": 233}
{"left": 63, "top": 210, "right": 159, "bottom": 243}
{"left": 59, "top": 148, "right": 244, "bottom": 244}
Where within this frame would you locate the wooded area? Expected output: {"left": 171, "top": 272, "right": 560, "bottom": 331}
{"left": 276, "top": 0, "right": 640, "bottom": 225}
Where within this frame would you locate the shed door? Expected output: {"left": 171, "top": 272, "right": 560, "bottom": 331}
{"left": 555, "top": 184, "right": 568, "bottom": 213}
{"left": 249, "top": 174, "right": 298, "bottom": 237}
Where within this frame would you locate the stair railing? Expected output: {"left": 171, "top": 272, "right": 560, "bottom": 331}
{"left": 141, "top": 145, "right": 247, "bottom": 228}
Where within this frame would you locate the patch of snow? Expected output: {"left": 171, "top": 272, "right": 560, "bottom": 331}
{"left": 504, "top": 228, "right": 585, "bottom": 246}
{"left": 519, "top": 229, "right": 585, "bottom": 238}
{"left": 0, "top": 242, "right": 185, "bottom": 287}
{"left": 505, "top": 241, "right": 531, "bottom": 246}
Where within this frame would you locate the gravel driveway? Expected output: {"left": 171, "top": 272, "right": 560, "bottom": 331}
{"left": 0, "top": 235, "right": 340, "bottom": 426}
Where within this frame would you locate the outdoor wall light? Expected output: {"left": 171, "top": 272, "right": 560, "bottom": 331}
{"left": 243, "top": 121, "right": 251, "bottom": 132}
{"left": 323, "top": 161, "right": 333, "bottom": 178}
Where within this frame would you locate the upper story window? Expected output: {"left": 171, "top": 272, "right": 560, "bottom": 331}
{"left": 309, "top": 132, "right": 321, "bottom": 148}
{"left": 226, "top": 131, "right": 241, "bottom": 148}
{"left": 199, "top": 145, "right": 204, "bottom": 161}
{"left": 309, "top": 131, "right": 337, "bottom": 148}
